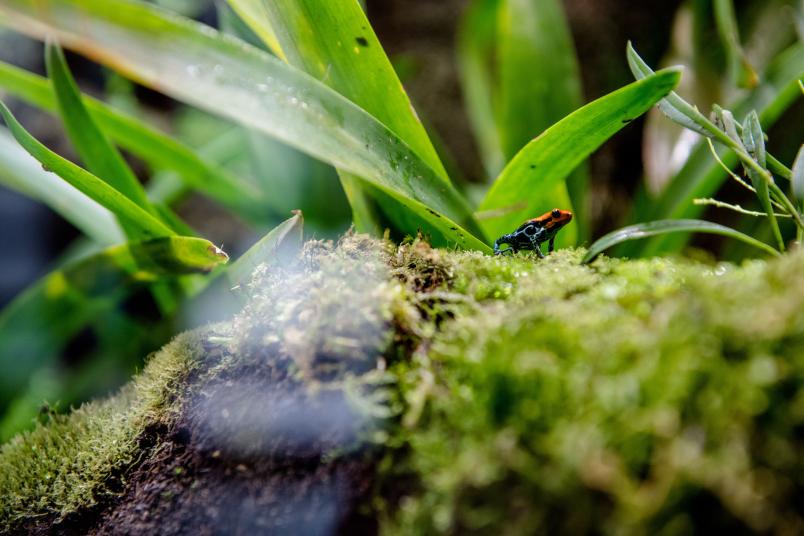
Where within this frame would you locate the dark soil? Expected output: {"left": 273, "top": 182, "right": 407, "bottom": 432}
{"left": 12, "top": 338, "right": 382, "bottom": 536}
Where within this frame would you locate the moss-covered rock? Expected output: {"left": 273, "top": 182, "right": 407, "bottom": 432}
{"left": 1, "top": 235, "right": 802, "bottom": 534}
{"left": 0, "top": 332, "right": 202, "bottom": 531}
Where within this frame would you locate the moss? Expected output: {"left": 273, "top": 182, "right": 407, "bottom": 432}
{"left": 2, "top": 236, "right": 803, "bottom": 534}
{"left": 384, "top": 246, "right": 804, "bottom": 535}
{"left": 0, "top": 331, "right": 202, "bottom": 529}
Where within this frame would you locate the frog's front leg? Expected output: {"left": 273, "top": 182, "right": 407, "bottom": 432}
{"left": 528, "top": 236, "right": 546, "bottom": 259}
{"left": 494, "top": 236, "right": 515, "bottom": 256}
{"left": 548, "top": 237, "right": 555, "bottom": 253}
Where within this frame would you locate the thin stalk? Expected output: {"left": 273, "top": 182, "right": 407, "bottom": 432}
{"left": 726, "top": 138, "right": 804, "bottom": 232}
{"left": 693, "top": 198, "right": 791, "bottom": 217}
{"left": 706, "top": 139, "right": 787, "bottom": 212}
{"left": 768, "top": 154, "right": 792, "bottom": 181}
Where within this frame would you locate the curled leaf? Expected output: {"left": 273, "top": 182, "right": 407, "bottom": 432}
{"left": 583, "top": 219, "right": 779, "bottom": 263}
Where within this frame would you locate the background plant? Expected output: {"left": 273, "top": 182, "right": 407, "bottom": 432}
{"left": 0, "top": 0, "right": 800, "bottom": 438}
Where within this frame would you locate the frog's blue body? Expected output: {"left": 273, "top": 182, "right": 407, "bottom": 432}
{"left": 493, "top": 209, "right": 573, "bottom": 258}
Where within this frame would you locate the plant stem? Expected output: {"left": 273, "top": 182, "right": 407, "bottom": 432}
{"left": 693, "top": 198, "right": 791, "bottom": 217}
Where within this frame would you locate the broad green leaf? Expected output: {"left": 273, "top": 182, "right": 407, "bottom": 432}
{"left": 215, "top": 2, "right": 353, "bottom": 233}
{"left": 478, "top": 69, "right": 681, "bottom": 240}
{"left": 582, "top": 219, "right": 779, "bottom": 264}
{"left": 0, "top": 0, "right": 486, "bottom": 249}
{"left": 457, "top": 0, "right": 506, "bottom": 177}
{"left": 226, "top": 0, "right": 457, "bottom": 239}
{"left": 0, "top": 236, "right": 228, "bottom": 411}
{"left": 0, "top": 101, "right": 174, "bottom": 240}
{"left": 497, "top": 0, "right": 582, "bottom": 154}
{"left": 46, "top": 42, "right": 155, "bottom": 217}
{"left": 227, "top": 0, "right": 448, "bottom": 181}
{"left": 496, "top": 0, "right": 587, "bottom": 245}
{"left": 227, "top": 210, "right": 303, "bottom": 288}
{"left": 0, "top": 60, "right": 265, "bottom": 218}
{"left": 0, "top": 128, "right": 124, "bottom": 245}
{"left": 623, "top": 43, "right": 804, "bottom": 256}
{"left": 223, "top": 1, "right": 386, "bottom": 235}
{"left": 792, "top": 145, "right": 804, "bottom": 202}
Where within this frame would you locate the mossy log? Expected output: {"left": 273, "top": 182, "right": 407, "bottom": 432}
{"left": 1, "top": 235, "right": 802, "bottom": 535}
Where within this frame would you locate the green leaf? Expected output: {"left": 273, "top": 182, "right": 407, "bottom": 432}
{"left": 0, "top": 101, "right": 174, "bottom": 240}
{"left": 497, "top": 0, "right": 582, "bottom": 160}
{"left": 0, "top": 0, "right": 486, "bottom": 249}
{"left": 227, "top": 0, "right": 448, "bottom": 181}
{"left": 477, "top": 68, "right": 681, "bottom": 240}
{"left": 623, "top": 43, "right": 804, "bottom": 255}
{"left": 0, "top": 236, "right": 228, "bottom": 410}
{"left": 582, "top": 219, "right": 779, "bottom": 264}
{"left": 46, "top": 42, "right": 154, "bottom": 215}
{"left": 792, "top": 145, "right": 804, "bottom": 202}
{"left": 457, "top": 0, "right": 506, "bottom": 178}
{"left": 0, "top": 59, "right": 265, "bottom": 219}
{"left": 226, "top": 0, "right": 456, "bottom": 240}
{"left": 626, "top": 41, "right": 724, "bottom": 141}
{"left": 215, "top": 2, "right": 354, "bottom": 233}
{"left": 0, "top": 128, "right": 124, "bottom": 245}
{"left": 496, "top": 0, "right": 586, "bottom": 245}
{"left": 222, "top": 0, "right": 284, "bottom": 59}
{"left": 227, "top": 210, "right": 304, "bottom": 289}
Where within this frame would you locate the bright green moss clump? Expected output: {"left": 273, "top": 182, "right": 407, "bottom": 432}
{"left": 386, "top": 246, "right": 804, "bottom": 535}
{"left": 0, "top": 332, "right": 201, "bottom": 529}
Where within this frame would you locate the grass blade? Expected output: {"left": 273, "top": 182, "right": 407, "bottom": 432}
{"left": 227, "top": 0, "right": 449, "bottom": 182}
{"left": 0, "top": 128, "right": 124, "bottom": 245}
{"left": 226, "top": 0, "right": 456, "bottom": 239}
{"left": 46, "top": 42, "right": 155, "bottom": 215}
{"left": 222, "top": 0, "right": 284, "bottom": 59}
{"left": 0, "top": 236, "right": 228, "bottom": 411}
{"left": 227, "top": 210, "right": 303, "bottom": 288}
{"left": 0, "top": 101, "right": 174, "bottom": 240}
{"left": 0, "top": 0, "right": 484, "bottom": 247}
{"left": 0, "top": 60, "right": 264, "bottom": 218}
{"left": 582, "top": 219, "right": 780, "bottom": 263}
{"left": 627, "top": 41, "right": 722, "bottom": 140}
{"left": 497, "top": 0, "right": 582, "bottom": 160}
{"left": 457, "top": 0, "right": 506, "bottom": 177}
{"left": 792, "top": 144, "right": 804, "bottom": 202}
{"left": 478, "top": 69, "right": 680, "bottom": 240}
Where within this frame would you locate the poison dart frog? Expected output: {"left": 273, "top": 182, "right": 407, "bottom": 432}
{"left": 493, "top": 208, "right": 573, "bottom": 258}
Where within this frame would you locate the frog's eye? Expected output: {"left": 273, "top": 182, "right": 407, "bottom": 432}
{"left": 551, "top": 209, "right": 561, "bottom": 218}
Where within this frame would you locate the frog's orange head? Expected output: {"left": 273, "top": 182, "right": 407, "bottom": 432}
{"left": 530, "top": 208, "right": 573, "bottom": 231}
